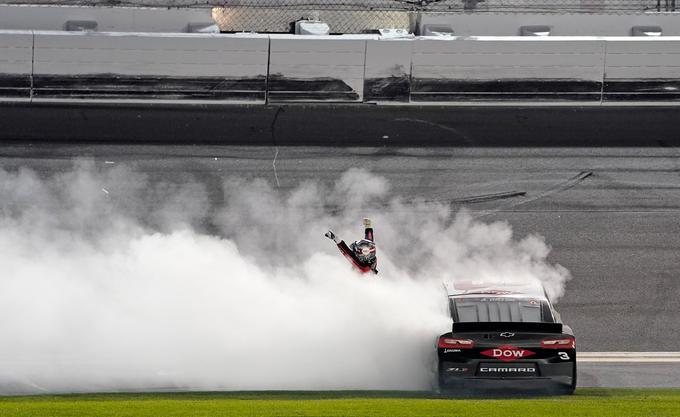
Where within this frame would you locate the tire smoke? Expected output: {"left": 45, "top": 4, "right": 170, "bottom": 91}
{"left": 0, "top": 161, "right": 570, "bottom": 394}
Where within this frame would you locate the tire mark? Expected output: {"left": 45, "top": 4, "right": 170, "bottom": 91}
{"left": 476, "top": 170, "right": 593, "bottom": 218}
{"left": 393, "top": 118, "right": 474, "bottom": 146}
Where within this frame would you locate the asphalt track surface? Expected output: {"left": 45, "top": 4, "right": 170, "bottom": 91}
{"left": 0, "top": 144, "right": 678, "bottom": 389}
{"left": 3, "top": 103, "right": 680, "bottom": 146}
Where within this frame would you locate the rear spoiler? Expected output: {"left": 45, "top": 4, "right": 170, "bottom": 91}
{"left": 452, "top": 322, "right": 563, "bottom": 334}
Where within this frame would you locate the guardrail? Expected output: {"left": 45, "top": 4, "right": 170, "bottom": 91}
{"left": 2, "top": 31, "right": 680, "bottom": 104}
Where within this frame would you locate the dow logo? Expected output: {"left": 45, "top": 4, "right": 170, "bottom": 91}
{"left": 480, "top": 345, "right": 536, "bottom": 362}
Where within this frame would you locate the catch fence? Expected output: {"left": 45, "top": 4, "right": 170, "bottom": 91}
{"left": 211, "top": 1, "right": 677, "bottom": 34}
{"left": 2, "top": 1, "right": 676, "bottom": 33}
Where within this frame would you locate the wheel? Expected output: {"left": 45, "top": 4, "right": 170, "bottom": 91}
{"left": 568, "top": 360, "right": 578, "bottom": 394}
{"left": 556, "top": 361, "right": 577, "bottom": 395}
{"left": 437, "top": 373, "right": 466, "bottom": 396}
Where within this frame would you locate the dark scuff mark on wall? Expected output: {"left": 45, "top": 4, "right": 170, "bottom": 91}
{"left": 410, "top": 78, "right": 602, "bottom": 101}
{"left": 411, "top": 93, "right": 602, "bottom": 102}
{"left": 412, "top": 78, "right": 602, "bottom": 93}
{"left": 364, "top": 75, "right": 410, "bottom": 102}
{"left": 0, "top": 74, "right": 31, "bottom": 98}
{"left": 267, "top": 74, "right": 359, "bottom": 102}
{"left": 31, "top": 74, "right": 267, "bottom": 101}
{"left": 7, "top": 72, "right": 680, "bottom": 103}
{"left": 605, "top": 79, "right": 680, "bottom": 101}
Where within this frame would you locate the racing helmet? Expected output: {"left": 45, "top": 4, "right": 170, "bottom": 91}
{"left": 352, "top": 239, "right": 376, "bottom": 264}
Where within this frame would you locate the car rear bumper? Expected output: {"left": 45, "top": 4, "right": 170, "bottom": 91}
{"left": 439, "top": 358, "right": 575, "bottom": 387}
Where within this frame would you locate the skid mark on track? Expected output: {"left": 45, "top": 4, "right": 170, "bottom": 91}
{"left": 272, "top": 147, "right": 280, "bottom": 188}
{"left": 271, "top": 107, "right": 284, "bottom": 188}
{"left": 477, "top": 170, "right": 593, "bottom": 218}
{"left": 393, "top": 118, "right": 474, "bottom": 146}
{"left": 657, "top": 140, "right": 680, "bottom": 177}
{"left": 452, "top": 191, "right": 527, "bottom": 204}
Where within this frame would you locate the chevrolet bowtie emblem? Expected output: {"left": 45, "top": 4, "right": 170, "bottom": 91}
{"left": 500, "top": 332, "right": 515, "bottom": 338}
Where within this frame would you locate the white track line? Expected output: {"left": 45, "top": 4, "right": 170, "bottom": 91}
{"left": 578, "top": 352, "right": 680, "bottom": 363}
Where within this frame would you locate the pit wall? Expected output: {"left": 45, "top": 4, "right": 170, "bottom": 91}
{"left": 2, "top": 30, "right": 680, "bottom": 104}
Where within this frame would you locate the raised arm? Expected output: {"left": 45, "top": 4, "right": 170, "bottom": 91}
{"left": 363, "top": 218, "right": 374, "bottom": 242}
{"left": 325, "top": 229, "right": 373, "bottom": 274}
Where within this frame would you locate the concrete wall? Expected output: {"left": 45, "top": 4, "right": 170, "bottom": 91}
{"left": 411, "top": 37, "right": 605, "bottom": 102}
{"left": 268, "top": 35, "right": 374, "bottom": 102}
{"left": 604, "top": 39, "right": 680, "bottom": 101}
{"left": 32, "top": 32, "right": 269, "bottom": 102}
{"left": 3, "top": 30, "right": 680, "bottom": 104}
{"left": 364, "top": 39, "right": 413, "bottom": 102}
{"left": 0, "top": 30, "right": 33, "bottom": 101}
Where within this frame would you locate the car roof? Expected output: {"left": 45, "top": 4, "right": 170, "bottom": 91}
{"left": 444, "top": 281, "right": 548, "bottom": 299}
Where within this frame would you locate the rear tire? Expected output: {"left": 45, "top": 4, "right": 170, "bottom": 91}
{"left": 557, "top": 361, "right": 577, "bottom": 395}
{"left": 438, "top": 382, "right": 464, "bottom": 396}
{"left": 438, "top": 375, "right": 468, "bottom": 396}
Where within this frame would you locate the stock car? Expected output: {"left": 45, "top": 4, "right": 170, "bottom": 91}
{"left": 437, "top": 283, "right": 577, "bottom": 394}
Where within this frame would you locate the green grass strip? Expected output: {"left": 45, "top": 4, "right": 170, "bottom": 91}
{"left": 1, "top": 388, "right": 679, "bottom": 417}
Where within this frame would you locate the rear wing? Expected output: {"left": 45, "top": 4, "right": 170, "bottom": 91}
{"left": 452, "top": 322, "right": 563, "bottom": 334}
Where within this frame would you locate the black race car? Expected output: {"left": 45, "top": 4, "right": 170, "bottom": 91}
{"left": 437, "top": 284, "right": 576, "bottom": 394}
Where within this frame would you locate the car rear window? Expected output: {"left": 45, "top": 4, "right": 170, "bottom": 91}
{"left": 450, "top": 297, "right": 554, "bottom": 323}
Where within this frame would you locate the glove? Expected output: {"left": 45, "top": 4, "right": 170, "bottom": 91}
{"left": 325, "top": 230, "right": 340, "bottom": 244}
{"left": 363, "top": 218, "right": 372, "bottom": 228}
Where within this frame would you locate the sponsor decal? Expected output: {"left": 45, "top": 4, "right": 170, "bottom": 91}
{"left": 445, "top": 367, "right": 469, "bottom": 373}
{"left": 499, "top": 332, "right": 515, "bottom": 338}
{"left": 443, "top": 348, "right": 461, "bottom": 354}
{"left": 480, "top": 345, "right": 536, "bottom": 362}
{"left": 469, "top": 290, "right": 514, "bottom": 295}
{"left": 479, "top": 367, "right": 536, "bottom": 373}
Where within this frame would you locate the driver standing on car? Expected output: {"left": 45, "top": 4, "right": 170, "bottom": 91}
{"left": 325, "top": 218, "right": 378, "bottom": 275}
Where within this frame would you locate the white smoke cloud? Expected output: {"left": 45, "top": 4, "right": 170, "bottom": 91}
{"left": 0, "top": 162, "right": 570, "bottom": 394}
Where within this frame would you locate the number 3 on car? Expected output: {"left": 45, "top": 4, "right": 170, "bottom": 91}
{"left": 437, "top": 284, "right": 577, "bottom": 394}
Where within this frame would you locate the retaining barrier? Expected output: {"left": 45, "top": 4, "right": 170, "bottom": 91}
{"left": 268, "top": 35, "right": 373, "bottom": 103}
{"left": 0, "top": 30, "right": 33, "bottom": 101}
{"left": 2, "top": 31, "right": 680, "bottom": 104}
{"left": 32, "top": 31, "right": 269, "bottom": 102}
{"left": 604, "top": 38, "right": 680, "bottom": 101}
{"left": 410, "top": 37, "right": 605, "bottom": 103}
